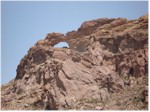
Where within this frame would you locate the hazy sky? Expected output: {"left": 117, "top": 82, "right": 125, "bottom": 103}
{"left": 1, "top": 1, "right": 148, "bottom": 84}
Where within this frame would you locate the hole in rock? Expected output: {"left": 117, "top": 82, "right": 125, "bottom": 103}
{"left": 129, "top": 67, "right": 134, "bottom": 76}
{"left": 54, "top": 42, "right": 69, "bottom": 48}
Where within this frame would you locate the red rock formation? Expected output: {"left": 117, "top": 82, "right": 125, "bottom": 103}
{"left": 1, "top": 14, "right": 148, "bottom": 110}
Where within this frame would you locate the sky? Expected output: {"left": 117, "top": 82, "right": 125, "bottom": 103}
{"left": 1, "top": 1, "right": 148, "bottom": 84}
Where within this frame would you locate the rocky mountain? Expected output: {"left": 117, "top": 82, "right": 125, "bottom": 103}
{"left": 1, "top": 14, "right": 148, "bottom": 110}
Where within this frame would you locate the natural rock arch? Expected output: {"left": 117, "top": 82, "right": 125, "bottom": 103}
{"left": 54, "top": 42, "right": 69, "bottom": 48}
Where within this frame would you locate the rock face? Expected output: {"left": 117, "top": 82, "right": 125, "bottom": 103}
{"left": 1, "top": 14, "right": 148, "bottom": 110}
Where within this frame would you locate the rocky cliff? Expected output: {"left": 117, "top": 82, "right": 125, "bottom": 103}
{"left": 1, "top": 14, "right": 148, "bottom": 110}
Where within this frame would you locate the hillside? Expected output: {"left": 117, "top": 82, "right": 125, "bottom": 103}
{"left": 1, "top": 14, "right": 148, "bottom": 110}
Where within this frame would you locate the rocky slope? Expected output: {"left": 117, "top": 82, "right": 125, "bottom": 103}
{"left": 1, "top": 14, "right": 148, "bottom": 110}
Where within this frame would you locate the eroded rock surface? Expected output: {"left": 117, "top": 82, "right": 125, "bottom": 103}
{"left": 1, "top": 14, "right": 148, "bottom": 110}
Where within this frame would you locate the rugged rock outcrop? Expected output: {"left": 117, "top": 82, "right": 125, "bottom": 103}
{"left": 1, "top": 14, "right": 148, "bottom": 110}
